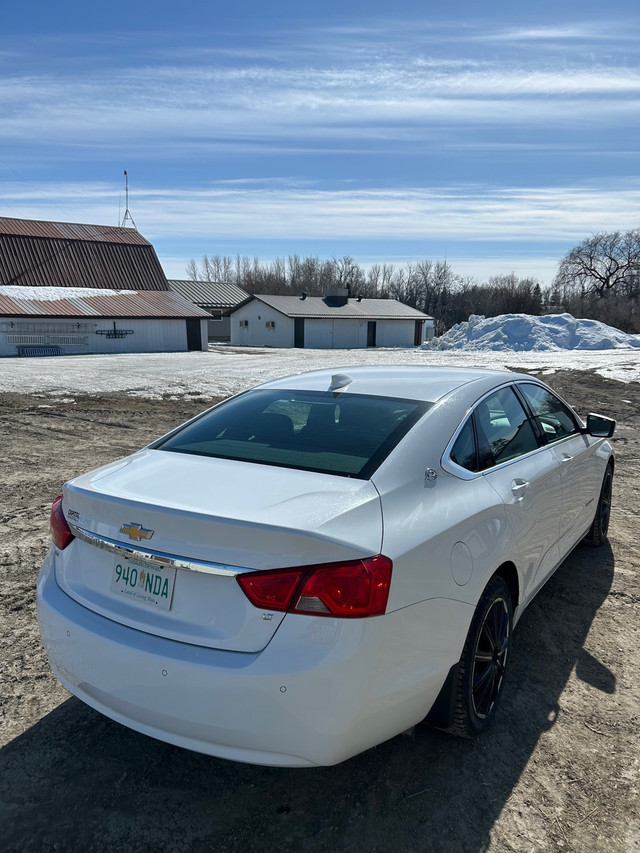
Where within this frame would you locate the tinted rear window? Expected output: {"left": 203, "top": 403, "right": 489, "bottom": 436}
{"left": 154, "top": 390, "right": 429, "bottom": 478}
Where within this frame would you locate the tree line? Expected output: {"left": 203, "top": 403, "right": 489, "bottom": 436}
{"left": 187, "top": 228, "right": 640, "bottom": 334}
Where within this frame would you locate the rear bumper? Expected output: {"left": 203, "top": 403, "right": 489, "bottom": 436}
{"left": 37, "top": 552, "right": 472, "bottom": 767}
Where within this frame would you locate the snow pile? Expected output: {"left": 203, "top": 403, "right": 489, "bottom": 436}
{"left": 428, "top": 313, "right": 640, "bottom": 352}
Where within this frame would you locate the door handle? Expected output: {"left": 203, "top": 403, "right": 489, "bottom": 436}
{"left": 511, "top": 479, "right": 530, "bottom": 500}
{"left": 560, "top": 454, "right": 573, "bottom": 463}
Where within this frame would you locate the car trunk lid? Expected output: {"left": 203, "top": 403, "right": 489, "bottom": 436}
{"left": 55, "top": 449, "right": 383, "bottom": 652}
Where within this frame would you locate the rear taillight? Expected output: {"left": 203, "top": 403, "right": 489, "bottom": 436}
{"left": 50, "top": 495, "right": 75, "bottom": 550}
{"left": 237, "top": 555, "right": 392, "bottom": 618}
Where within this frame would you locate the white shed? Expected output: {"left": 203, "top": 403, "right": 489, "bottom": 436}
{"left": 0, "top": 286, "right": 209, "bottom": 357}
{"left": 230, "top": 291, "right": 434, "bottom": 349}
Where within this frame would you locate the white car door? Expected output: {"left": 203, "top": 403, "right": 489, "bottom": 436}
{"left": 517, "top": 382, "right": 601, "bottom": 555}
{"left": 472, "top": 385, "right": 564, "bottom": 603}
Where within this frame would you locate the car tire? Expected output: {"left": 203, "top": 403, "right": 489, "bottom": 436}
{"left": 451, "top": 575, "right": 513, "bottom": 738}
{"left": 584, "top": 463, "right": 613, "bottom": 548}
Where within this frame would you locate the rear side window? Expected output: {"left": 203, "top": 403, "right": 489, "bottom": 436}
{"left": 474, "top": 386, "right": 540, "bottom": 470}
{"left": 518, "top": 383, "right": 579, "bottom": 443}
{"left": 153, "top": 390, "right": 429, "bottom": 479}
{"left": 450, "top": 418, "right": 477, "bottom": 471}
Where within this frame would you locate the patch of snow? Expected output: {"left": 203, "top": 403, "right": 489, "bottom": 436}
{"left": 0, "top": 285, "right": 138, "bottom": 301}
{"left": 2, "top": 310, "right": 640, "bottom": 397}
{"left": 428, "top": 313, "right": 640, "bottom": 352}
{"left": 1, "top": 343, "right": 640, "bottom": 399}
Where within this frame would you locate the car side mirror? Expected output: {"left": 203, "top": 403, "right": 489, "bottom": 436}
{"left": 586, "top": 413, "right": 616, "bottom": 438}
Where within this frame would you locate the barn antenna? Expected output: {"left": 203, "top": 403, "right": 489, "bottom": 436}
{"left": 120, "top": 170, "right": 137, "bottom": 229}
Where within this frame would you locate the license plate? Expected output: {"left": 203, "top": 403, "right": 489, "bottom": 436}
{"left": 110, "top": 555, "right": 176, "bottom": 611}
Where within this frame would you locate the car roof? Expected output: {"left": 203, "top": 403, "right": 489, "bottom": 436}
{"left": 256, "top": 366, "right": 526, "bottom": 403}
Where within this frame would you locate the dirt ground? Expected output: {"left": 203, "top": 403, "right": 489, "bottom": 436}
{"left": 1, "top": 370, "right": 639, "bottom": 853}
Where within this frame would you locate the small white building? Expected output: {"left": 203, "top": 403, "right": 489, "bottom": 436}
{"left": 230, "top": 291, "right": 434, "bottom": 349}
{"left": 0, "top": 286, "right": 209, "bottom": 357}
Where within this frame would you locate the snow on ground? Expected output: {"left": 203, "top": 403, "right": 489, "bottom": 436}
{"left": 1, "top": 313, "right": 638, "bottom": 398}
{"left": 428, "top": 313, "right": 640, "bottom": 352}
{"left": 1, "top": 344, "right": 639, "bottom": 399}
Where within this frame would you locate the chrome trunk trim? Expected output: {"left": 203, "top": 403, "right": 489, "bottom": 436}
{"left": 68, "top": 524, "right": 250, "bottom": 577}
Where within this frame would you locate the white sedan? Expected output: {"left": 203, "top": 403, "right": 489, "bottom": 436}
{"left": 37, "top": 367, "right": 615, "bottom": 767}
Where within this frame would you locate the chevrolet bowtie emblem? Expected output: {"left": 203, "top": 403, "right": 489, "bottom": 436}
{"left": 120, "top": 522, "right": 154, "bottom": 541}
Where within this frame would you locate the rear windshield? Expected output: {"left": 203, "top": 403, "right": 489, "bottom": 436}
{"left": 153, "top": 389, "right": 429, "bottom": 478}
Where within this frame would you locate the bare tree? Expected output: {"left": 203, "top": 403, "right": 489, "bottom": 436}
{"left": 185, "top": 255, "right": 235, "bottom": 284}
{"left": 287, "top": 255, "right": 330, "bottom": 295}
{"left": 331, "top": 256, "right": 365, "bottom": 294}
{"left": 185, "top": 258, "right": 199, "bottom": 281}
{"left": 554, "top": 230, "right": 640, "bottom": 300}
{"left": 212, "top": 255, "right": 235, "bottom": 284}
{"left": 366, "top": 264, "right": 395, "bottom": 298}
{"left": 487, "top": 274, "right": 543, "bottom": 315}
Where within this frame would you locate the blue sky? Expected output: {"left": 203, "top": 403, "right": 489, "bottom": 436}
{"left": 1, "top": 0, "right": 639, "bottom": 285}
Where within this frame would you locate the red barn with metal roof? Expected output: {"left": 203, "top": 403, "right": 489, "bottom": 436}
{"left": 0, "top": 217, "right": 209, "bottom": 356}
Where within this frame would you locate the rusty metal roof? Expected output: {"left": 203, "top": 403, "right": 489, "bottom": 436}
{"left": 0, "top": 287, "right": 210, "bottom": 319}
{"left": 0, "top": 217, "right": 152, "bottom": 245}
{"left": 0, "top": 217, "right": 169, "bottom": 291}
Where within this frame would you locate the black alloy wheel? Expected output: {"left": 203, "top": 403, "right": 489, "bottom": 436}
{"left": 585, "top": 463, "right": 613, "bottom": 548}
{"left": 452, "top": 576, "right": 513, "bottom": 737}
{"left": 471, "top": 595, "right": 510, "bottom": 719}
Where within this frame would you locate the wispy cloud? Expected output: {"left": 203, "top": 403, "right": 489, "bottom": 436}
{"left": 464, "top": 23, "right": 630, "bottom": 42}
{"left": 1, "top": 60, "right": 638, "bottom": 153}
{"left": 3, "top": 179, "right": 639, "bottom": 244}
